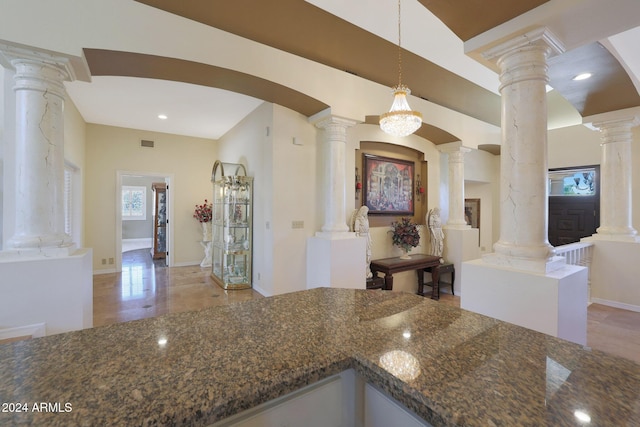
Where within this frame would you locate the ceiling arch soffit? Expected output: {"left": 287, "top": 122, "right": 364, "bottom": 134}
{"left": 82, "top": 49, "right": 329, "bottom": 118}
{"left": 133, "top": 0, "right": 502, "bottom": 127}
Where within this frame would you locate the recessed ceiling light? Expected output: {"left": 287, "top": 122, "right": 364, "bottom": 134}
{"left": 573, "top": 73, "right": 592, "bottom": 81}
{"left": 158, "top": 114, "right": 168, "bottom": 120}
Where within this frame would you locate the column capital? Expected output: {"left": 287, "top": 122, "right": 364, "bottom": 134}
{"left": 481, "top": 27, "right": 565, "bottom": 64}
{"left": 310, "top": 112, "right": 358, "bottom": 132}
{"left": 0, "top": 42, "right": 91, "bottom": 83}
{"left": 591, "top": 115, "right": 640, "bottom": 132}
{"left": 437, "top": 142, "right": 471, "bottom": 156}
{"left": 591, "top": 116, "right": 640, "bottom": 146}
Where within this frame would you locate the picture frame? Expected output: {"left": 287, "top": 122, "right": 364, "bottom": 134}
{"left": 363, "top": 154, "right": 414, "bottom": 215}
{"left": 464, "top": 198, "right": 480, "bottom": 243}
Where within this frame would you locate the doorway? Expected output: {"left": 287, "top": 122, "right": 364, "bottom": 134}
{"left": 548, "top": 166, "right": 600, "bottom": 246}
{"left": 116, "top": 170, "right": 174, "bottom": 273}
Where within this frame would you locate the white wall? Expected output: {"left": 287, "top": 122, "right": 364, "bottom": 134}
{"left": 548, "top": 124, "right": 601, "bottom": 169}
{"left": 0, "top": 66, "right": 5, "bottom": 249}
{"left": 271, "top": 105, "right": 320, "bottom": 294}
{"left": 0, "top": 249, "right": 93, "bottom": 335}
{"left": 217, "top": 103, "right": 320, "bottom": 296}
{"left": 85, "top": 124, "right": 216, "bottom": 271}
{"left": 464, "top": 148, "right": 499, "bottom": 254}
{"left": 217, "top": 102, "right": 274, "bottom": 295}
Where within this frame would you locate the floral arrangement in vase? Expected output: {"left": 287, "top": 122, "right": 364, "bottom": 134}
{"left": 390, "top": 217, "right": 420, "bottom": 258}
{"left": 193, "top": 200, "right": 212, "bottom": 223}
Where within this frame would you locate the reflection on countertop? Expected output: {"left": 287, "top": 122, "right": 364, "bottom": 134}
{"left": 1, "top": 288, "right": 639, "bottom": 426}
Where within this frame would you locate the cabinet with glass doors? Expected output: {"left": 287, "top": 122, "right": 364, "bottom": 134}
{"left": 210, "top": 161, "right": 253, "bottom": 290}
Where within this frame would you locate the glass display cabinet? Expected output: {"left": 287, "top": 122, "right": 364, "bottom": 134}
{"left": 151, "top": 182, "right": 167, "bottom": 260}
{"left": 211, "top": 161, "right": 253, "bottom": 290}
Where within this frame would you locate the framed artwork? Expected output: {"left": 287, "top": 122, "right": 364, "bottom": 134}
{"left": 363, "top": 154, "right": 414, "bottom": 215}
{"left": 464, "top": 199, "right": 480, "bottom": 243}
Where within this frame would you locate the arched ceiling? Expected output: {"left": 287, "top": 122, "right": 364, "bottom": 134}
{"left": 124, "top": 0, "right": 640, "bottom": 140}
{"left": 24, "top": 0, "right": 636, "bottom": 143}
{"left": 83, "top": 49, "right": 329, "bottom": 118}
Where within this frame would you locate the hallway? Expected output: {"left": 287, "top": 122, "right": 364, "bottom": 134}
{"left": 93, "top": 249, "right": 640, "bottom": 365}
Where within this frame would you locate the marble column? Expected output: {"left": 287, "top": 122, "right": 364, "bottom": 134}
{"left": 439, "top": 143, "right": 471, "bottom": 229}
{"left": 461, "top": 28, "right": 587, "bottom": 345}
{"left": 1, "top": 46, "right": 76, "bottom": 250}
{"left": 592, "top": 116, "right": 639, "bottom": 240}
{"left": 307, "top": 113, "right": 364, "bottom": 289}
{"left": 483, "top": 28, "right": 565, "bottom": 272}
{"left": 314, "top": 115, "right": 357, "bottom": 235}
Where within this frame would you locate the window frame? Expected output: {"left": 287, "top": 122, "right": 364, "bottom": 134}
{"left": 122, "top": 185, "right": 147, "bottom": 221}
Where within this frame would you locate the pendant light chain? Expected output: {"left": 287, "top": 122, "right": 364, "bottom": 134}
{"left": 397, "top": 0, "right": 402, "bottom": 87}
{"left": 379, "top": 0, "right": 423, "bottom": 137}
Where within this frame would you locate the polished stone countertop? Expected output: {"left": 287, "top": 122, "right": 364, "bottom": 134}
{"left": 1, "top": 288, "right": 639, "bottom": 426}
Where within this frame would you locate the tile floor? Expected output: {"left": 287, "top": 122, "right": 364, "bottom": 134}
{"left": 93, "top": 249, "right": 262, "bottom": 327}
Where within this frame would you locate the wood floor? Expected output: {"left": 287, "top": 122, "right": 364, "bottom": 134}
{"left": 90, "top": 249, "right": 636, "bottom": 365}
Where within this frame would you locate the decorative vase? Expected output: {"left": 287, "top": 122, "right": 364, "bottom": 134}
{"left": 399, "top": 248, "right": 411, "bottom": 259}
{"left": 200, "top": 221, "right": 213, "bottom": 268}
{"left": 202, "top": 221, "right": 212, "bottom": 242}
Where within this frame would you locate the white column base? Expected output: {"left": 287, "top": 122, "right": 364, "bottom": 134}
{"left": 0, "top": 248, "right": 93, "bottom": 335}
{"left": 0, "top": 244, "right": 78, "bottom": 261}
{"left": 442, "top": 228, "right": 480, "bottom": 295}
{"left": 307, "top": 235, "right": 366, "bottom": 289}
{"left": 482, "top": 253, "right": 567, "bottom": 274}
{"left": 461, "top": 259, "right": 588, "bottom": 345}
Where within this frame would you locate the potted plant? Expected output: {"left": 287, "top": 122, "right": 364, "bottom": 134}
{"left": 390, "top": 217, "right": 420, "bottom": 259}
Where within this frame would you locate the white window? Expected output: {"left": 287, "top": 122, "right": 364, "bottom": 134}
{"left": 122, "top": 186, "right": 147, "bottom": 220}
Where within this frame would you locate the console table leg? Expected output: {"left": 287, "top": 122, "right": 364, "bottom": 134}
{"left": 451, "top": 269, "right": 455, "bottom": 296}
{"left": 431, "top": 267, "right": 440, "bottom": 300}
{"left": 384, "top": 272, "right": 394, "bottom": 291}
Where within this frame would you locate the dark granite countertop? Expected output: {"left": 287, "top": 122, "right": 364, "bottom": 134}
{"left": 1, "top": 288, "right": 639, "bottom": 426}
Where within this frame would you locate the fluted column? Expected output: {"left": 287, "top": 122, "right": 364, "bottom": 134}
{"left": 483, "top": 28, "right": 564, "bottom": 271}
{"left": 314, "top": 116, "right": 357, "bottom": 235}
{"left": 1, "top": 47, "right": 77, "bottom": 250}
{"left": 593, "top": 116, "right": 639, "bottom": 239}
{"left": 439, "top": 144, "right": 471, "bottom": 229}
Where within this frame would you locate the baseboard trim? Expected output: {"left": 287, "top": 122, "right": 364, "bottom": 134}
{"left": 93, "top": 268, "right": 117, "bottom": 275}
{"left": 122, "top": 237, "right": 152, "bottom": 244}
{"left": 252, "top": 284, "right": 269, "bottom": 297}
{"left": 591, "top": 298, "right": 640, "bottom": 313}
{"left": 0, "top": 322, "right": 46, "bottom": 340}
{"left": 173, "top": 261, "right": 201, "bottom": 267}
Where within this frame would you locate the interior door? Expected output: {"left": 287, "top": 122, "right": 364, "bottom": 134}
{"left": 548, "top": 197, "right": 598, "bottom": 246}
{"left": 548, "top": 165, "right": 600, "bottom": 247}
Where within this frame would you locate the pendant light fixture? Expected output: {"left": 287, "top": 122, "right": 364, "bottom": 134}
{"left": 379, "top": 0, "right": 423, "bottom": 137}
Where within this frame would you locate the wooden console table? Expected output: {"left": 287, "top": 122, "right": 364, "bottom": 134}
{"left": 370, "top": 254, "right": 442, "bottom": 299}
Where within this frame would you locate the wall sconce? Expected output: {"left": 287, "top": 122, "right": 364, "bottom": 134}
{"left": 416, "top": 174, "right": 424, "bottom": 202}
{"left": 355, "top": 167, "right": 362, "bottom": 199}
